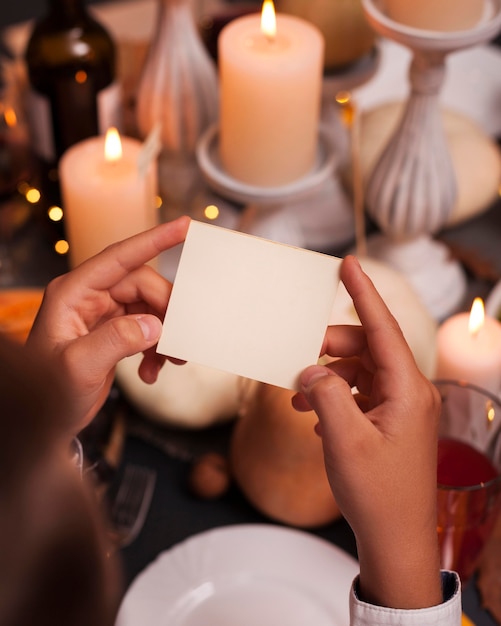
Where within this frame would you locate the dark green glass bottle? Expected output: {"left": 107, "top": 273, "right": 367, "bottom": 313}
{"left": 25, "top": 0, "right": 121, "bottom": 165}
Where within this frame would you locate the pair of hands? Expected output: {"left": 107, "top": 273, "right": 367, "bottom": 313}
{"left": 26, "top": 218, "right": 442, "bottom": 609}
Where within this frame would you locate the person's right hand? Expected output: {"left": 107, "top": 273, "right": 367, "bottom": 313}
{"left": 293, "top": 255, "right": 443, "bottom": 610}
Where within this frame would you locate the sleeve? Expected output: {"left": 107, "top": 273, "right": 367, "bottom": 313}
{"left": 349, "top": 571, "right": 462, "bottom": 626}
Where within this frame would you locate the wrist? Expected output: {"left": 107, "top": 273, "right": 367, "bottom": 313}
{"left": 356, "top": 528, "right": 443, "bottom": 609}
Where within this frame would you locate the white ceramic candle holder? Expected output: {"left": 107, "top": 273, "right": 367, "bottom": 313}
{"left": 196, "top": 124, "right": 357, "bottom": 251}
{"left": 361, "top": 0, "right": 501, "bottom": 320}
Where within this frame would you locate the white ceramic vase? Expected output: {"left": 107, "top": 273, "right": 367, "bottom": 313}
{"left": 135, "top": 0, "right": 219, "bottom": 215}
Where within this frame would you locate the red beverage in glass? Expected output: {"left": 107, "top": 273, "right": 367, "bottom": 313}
{"left": 437, "top": 437, "right": 501, "bottom": 583}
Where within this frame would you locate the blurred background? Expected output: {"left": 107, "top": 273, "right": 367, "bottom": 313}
{"left": 0, "top": 0, "right": 106, "bottom": 28}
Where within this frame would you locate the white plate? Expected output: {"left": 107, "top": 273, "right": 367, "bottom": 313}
{"left": 196, "top": 126, "right": 337, "bottom": 205}
{"left": 115, "top": 524, "right": 359, "bottom": 626}
{"left": 355, "top": 40, "right": 501, "bottom": 137}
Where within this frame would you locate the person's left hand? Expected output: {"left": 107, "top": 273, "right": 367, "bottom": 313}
{"left": 26, "top": 216, "right": 190, "bottom": 437}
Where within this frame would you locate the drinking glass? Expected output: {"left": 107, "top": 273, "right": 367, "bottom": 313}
{"left": 434, "top": 380, "right": 501, "bottom": 584}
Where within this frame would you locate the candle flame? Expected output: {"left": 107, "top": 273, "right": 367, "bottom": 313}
{"left": 104, "top": 127, "right": 122, "bottom": 163}
{"left": 261, "top": 0, "right": 277, "bottom": 41}
{"left": 468, "top": 297, "right": 485, "bottom": 337}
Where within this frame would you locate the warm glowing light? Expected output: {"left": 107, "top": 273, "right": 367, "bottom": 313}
{"left": 48, "top": 205, "right": 64, "bottom": 222}
{"left": 487, "top": 401, "right": 496, "bottom": 425}
{"left": 468, "top": 297, "right": 485, "bottom": 337}
{"left": 204, "top": 204, "right": 220, "bottom": 220}
{"left": 336, "top": 90, "right": 355, "bottom": 127}
{"left": 261, "top": 0, "right": 276, "bottom": 40}
{"left": 75, "top": 70, "right": 87, "bottom": 84}
{"left": 25, "top": 187, "right": 41, "bottom": 204}
{"left": 335, "top": 91, "right": 351, "bottom": 106}
{"left": 55, "top": 239, "right": 70, "bottom": 255}
{"left": 104, "top": 127, "right": 122, "bottom": 163}
{"left": 3, "top": 106, "right": 17, "bottom": 127}
{"left": 155, "top": 195, "right": 163, "bottom": 209}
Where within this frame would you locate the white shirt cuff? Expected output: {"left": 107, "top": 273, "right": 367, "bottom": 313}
{"left": 349, "top": 571, "right": 462, "bottom": 626}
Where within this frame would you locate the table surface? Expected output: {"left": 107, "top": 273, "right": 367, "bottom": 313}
{"left": 3, "top": 162, "right": 501, "bottom": 625}
{"left": 110, "top": 197, "right": 501, "bottom": 626}
{"left": 3, "top": 19, "right": 501, "bottom": 615}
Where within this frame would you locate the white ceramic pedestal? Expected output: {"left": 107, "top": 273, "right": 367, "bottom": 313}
{"left": 196, "top": 124, "right": 356, "bottom": 251}
{"left": 365, "top": 234, "right": 467, "bottom": 320}
{"left": 361, "top": 0, "right": 501, "bottom": 320}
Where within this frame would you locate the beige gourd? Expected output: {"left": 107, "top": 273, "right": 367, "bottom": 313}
{"left": 276, "top": 0, "right": 375, "bottom": 70}
{"left": 230, "top": 381, "right": 342, "bottom": 528}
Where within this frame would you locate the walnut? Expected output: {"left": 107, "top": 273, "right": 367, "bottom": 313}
{"left": 188, "top": 453, "right": 231, "bottom": 500}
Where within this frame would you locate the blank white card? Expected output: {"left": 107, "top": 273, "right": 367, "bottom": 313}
{"left": 157, "top": 220, "right": 341, "bottom": 390}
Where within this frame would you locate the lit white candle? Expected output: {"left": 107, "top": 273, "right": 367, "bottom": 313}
{"left": 435, "top": 297, "right": 501, "bottom": 394}
{"left": 383, "top": 0, "right": 485, "bottom": 32}
{"left": 59, "top": 128, "right": 158, "bottom": 268}
{"left": 218, "top": 0, "right": 324, "bottom": 187}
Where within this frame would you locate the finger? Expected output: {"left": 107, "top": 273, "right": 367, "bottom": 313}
{"left": 340, "top": 256, "right": 415, "bottom": 376}
{"left": 328, "top": 357, "right": 375, "bottom": 396}
{"left": 300, "top": 365, "right": 369, "bottom": 441}
{"left": 321, "top": 324, "right": 367, "bottom": 359}
{"left": 291, "top": 392, "right": 313, "bottom": 412}
{"left": 138, "top": 352, "right": 186, "bottom": 384}
{"left": 138, "top": 349, "right": 165, "bottom": 384}
{"left": 62, "top": 314, "right": 163, "bottom": 384}
{"left": 294, "top": 360, "right": 374, "bottom": 413}
{"left": 292, "top": 357, "right": 365, "bottom": 412}
{"left": 108, "top": 265, "right": 173, "bottom": 317}
{"left": 72, "top": 216, "right": 190, "bottom": 290}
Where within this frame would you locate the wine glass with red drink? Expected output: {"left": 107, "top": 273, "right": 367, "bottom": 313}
{"left": 434, "top": 380, "right": 501, "bottom": 584}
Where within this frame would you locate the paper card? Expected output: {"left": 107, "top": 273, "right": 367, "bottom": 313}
{"left": 157, "top": 221, "right": 342, "bottom": 391}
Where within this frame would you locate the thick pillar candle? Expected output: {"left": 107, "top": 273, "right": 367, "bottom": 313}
{"left": 59, "top": 130, "right": 158, "bottom": 268}
{"left": 218, "top": 8, "right": 324, "bottom": 187}
{"left": 435, "top": 298, "right": 501, "bottom": 394}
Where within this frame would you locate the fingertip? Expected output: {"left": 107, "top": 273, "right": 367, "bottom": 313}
{"left": 300, "top": 365, "right": 333, "bottom": 394}
{"left": 135, "top": 315, "right": 163, "bottom": 343}
{"left": 341, "top": 254, "right": 363, "bottom": 282}
{"left": 291, "top": 392, "right": 312, "bottom": 412}
{"left": 138, "top": 354, "right": 163, "bottom": 384}
{"left": 344, "top": 254, "right": 361, "bottom": 268}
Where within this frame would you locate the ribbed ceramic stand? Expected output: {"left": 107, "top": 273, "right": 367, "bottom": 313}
{"left": 361, "top": 0, "right": 501, "bottom": 320}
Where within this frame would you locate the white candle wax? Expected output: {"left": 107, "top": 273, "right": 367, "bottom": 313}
{"left": 59, "top": 134, "right": 158, "bottom": 268}
{"left": 218, "top": 12, "right": 324, "bottom": 187}
{"left": 435, "top": 310, "right": 501, "bottom": 395}
{"left": 383, "top": 0, "right": 485, "bottom": 32}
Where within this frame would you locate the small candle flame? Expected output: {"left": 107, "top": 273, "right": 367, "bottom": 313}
{"left": 468, "top": 297, "right": 485, "bottom": 337}
{"left": 261, "top": 0, "right": 277, "bottom": 41}
{"left": 104, "top": 127, "right": 122, "bottom": 163}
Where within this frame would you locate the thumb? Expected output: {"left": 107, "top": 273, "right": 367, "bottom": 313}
{"left": 66, "top": 314, "right": 163, "bottom": 379}
{"left": 300, "top": 365, "right": 362, "bottom": 441}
